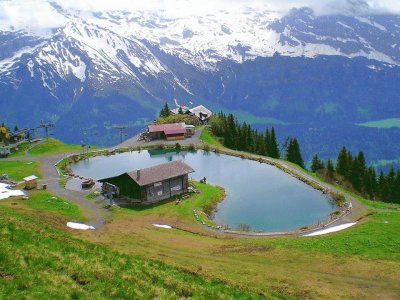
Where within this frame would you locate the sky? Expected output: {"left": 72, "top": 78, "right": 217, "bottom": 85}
{"left": 1, "top": 0, "right": 400, "bottom": 31}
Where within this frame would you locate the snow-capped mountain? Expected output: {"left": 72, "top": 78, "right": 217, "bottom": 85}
{"left": 89, "top": 7, "right": 400, "bottom": 69}
{"left": 1, "top": 3, "right": 400, "bottom": 75}
{"left": 0, "top": 1, "right": 400, "bottom": 162}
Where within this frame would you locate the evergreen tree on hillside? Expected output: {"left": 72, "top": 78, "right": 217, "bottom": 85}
{"left": 327, "top": 159, "right": 335, "bottom": 178}
{"left": 311, "top": 154, "right": 324, "bottom": 172}
{"left": 159, "top": 102, "right": 171, "bottom": 118}
{"left": 377, "top": 171, "right": 386, "bottom": 200}
{"left": 286, "top": 137, "right": 304, "bottom": 168}
{"left": 268, "top": 127, "right": 280, "bottom": 158}
{"left": 364, "top": 167, "right": 377, "bottom": 198}
{"left": 336, "top": 146, "right": 349, "bottom": 177}
{"left": 386, "top": 166, "right": 397, "bottom": 201}
{"left": 395, "top": 170, "right": 400, "bottom": 202}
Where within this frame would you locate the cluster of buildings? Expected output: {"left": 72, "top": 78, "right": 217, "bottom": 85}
{"left": 140, "top": 104, "right": 212, "bottom": 142}
{"left": 0, "top": 128, "right": 34, "bottom": 157}
{"left": 99, "top": 104, "right": 214, "bottom": 204}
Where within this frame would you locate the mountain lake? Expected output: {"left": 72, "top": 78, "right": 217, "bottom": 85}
{"left": 71, "top": 150, "right": 336, "bottom": 232}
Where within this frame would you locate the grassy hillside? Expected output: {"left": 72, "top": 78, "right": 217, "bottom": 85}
{"left": 0, "top": 160, "right": 277, "bottom": 298}
{"left": 28, "top": 138, "right": 83, "bottom": 156}
{"left": 2, "top": 142, "right": 400, "bottom": 298}
{"left": 0, "top": 205, "right": 268, "bottom": 299}
{"left": 200, "top": 127, "right": 223, "bottom": 148}
{"left": 0, "top": 160, "right": 42, "bottom": 181}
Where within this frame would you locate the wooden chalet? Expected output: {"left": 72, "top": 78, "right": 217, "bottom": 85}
{"left": 99, "top": 160, "right": 194, "bottom": 203}
{"left": 148, "top": 123, "right": 187, "bottom": 141}
{"left": 189, "top": 105, "right": 212, "bottom": 124}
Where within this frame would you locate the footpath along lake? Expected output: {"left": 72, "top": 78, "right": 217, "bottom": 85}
{"left": 71, "top": 150, "right": 336, "bottom": 232}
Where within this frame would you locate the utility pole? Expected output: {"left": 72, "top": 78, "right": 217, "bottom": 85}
{"left": 38, "top": 121, "right": 54, "bottom": 139}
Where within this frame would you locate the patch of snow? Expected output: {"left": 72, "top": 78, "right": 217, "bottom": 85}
{"left": 0, "top": 43, "right": 45, "bottom": 72}
{"left": 0, "top": 183, "right": 25, "bottom": 200}
{"left": 303, "top": 222, "right": 357, "bottom": 237}
{"left": 336, "top": 21, "right": 354, "bottom": 31}
{"left": 367, "top": 64, "right": 381, "bottom": 71}
{"left": 153, "top": 224, "right": 172, "bottom": 229}
{"left": 355, "top": 17, "right": 387, "bottom": 32}
{"left": 27, "top": 60, "right": 35, "bottom": 77}
{"left": 66, "top": 222, "right": 95, "bottom": 230}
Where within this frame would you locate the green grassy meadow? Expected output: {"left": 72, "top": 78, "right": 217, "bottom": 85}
{"left": 0, "top": 205, "right": 266, "bottom": 300}
{"left": 200, "top": 127, "right": 224, "bottom": 148}
{"left": 114, "top": 182, "right": 223, "bottom": 226}
{"left": 26, "top": 190, "right": 84, "bottom": 220}
{"left": 2, "top": 140, "right": 400, "bottom": 299}
{"left": 28, "top": 138, "right": 83, "bottom": 156}
{"left": 8, "top": 141, "right": 31, "bottom": 157}
{"left": 0, "top": 160, "right": 42, "bottom": 181}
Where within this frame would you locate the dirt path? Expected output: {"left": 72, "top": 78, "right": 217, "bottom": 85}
{"left": 35, "top": 154, "right": 109, "bottom": 228}
{"left": 3, "top": 148, "right": 109, "bottom": 228}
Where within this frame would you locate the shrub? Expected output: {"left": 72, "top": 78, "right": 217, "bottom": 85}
{"left": 155, "top": 143, "right": 165, "bottom": 150}
{"left": 175, "top": 143, "right": 181, "bottom": 152}
{"left": 329, "top": 191, "right": 346, "bottom": 206}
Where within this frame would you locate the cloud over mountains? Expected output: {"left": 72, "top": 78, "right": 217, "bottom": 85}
{"left": 0, "top": 0, "right": 399, "bottom": 32}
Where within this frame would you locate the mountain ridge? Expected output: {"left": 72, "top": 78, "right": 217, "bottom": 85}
{"left": 0, "top": 1, "right": 399, "bottom": 165}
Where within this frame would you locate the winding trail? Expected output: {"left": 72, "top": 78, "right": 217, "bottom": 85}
{"left": 3, "top": 145, "right": 108, "bottom": 228}
{"left": 35, "top": 153, "right": 108, "bottom": 228}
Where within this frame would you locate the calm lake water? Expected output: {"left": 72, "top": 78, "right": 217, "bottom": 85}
{"left": 71, "top": 150, "right": 335, "bottom": 231}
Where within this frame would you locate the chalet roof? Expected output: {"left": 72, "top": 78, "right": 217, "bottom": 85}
{"left": 126, "top": 160, "right": 194, "bottom": 186}
{"left": 148, "top": 123, "right": 186, "bottom": 135}
{"left": 189, "top": 105, "right": 212, "bottom": 120}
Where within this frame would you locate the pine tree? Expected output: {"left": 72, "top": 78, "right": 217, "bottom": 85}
{"left": 327, "top": 159, "right": 335, "bottom": 178}
{"left": 311, "top": 154, "right": 323, "bottom": 172}
{"left": 394, "top": 170, "right": 400, "bottom": 203}
{"left": 377, "top": 171, "right": 386, "bottom": 200}
{"left": 268, "top": 127, "right": 280, "bottom": 158}
{"left": 364, "top": 167, "right": 377, "bottom": 199}
{"left": 178, "top": 107, "right": 183, "bottom": 114}
{"left": 349, "top": 157, "right": 362, "bottom": 191}
{"left": 286, "top": 137, "right": 304, "bottom": 168}
{"left": 159, "top": 102, "right": 171, "bottom": 118}
{"left": 336, "top": 146, "right": 349, "bottom": 177}
{"left": 386, "top": 165, "right": 396, "bottom": 201}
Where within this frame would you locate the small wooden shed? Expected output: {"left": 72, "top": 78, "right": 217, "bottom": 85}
{"left": 185, "top": 124, "right": 195, "bottom": 136}
{"left": 23, "top": 175, "right": 38, "bottom": 190}
{"left": 99, "top": 160, "right": 194, "bottom": 203}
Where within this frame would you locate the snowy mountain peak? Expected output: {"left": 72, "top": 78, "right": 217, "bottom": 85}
{"left": 1, "top": 2, "right": 400, "bottom": 73}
